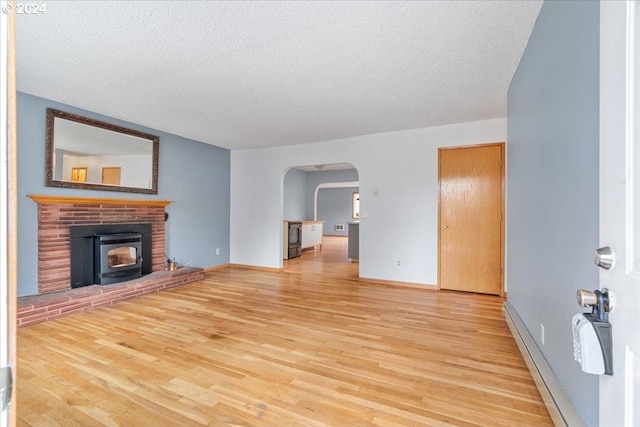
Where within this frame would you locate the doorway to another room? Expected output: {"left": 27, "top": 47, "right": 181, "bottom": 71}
{"left": 282, "top": 163, "right": 359, "bottom": 279}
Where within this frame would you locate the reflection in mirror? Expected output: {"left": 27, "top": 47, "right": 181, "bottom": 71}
{"left": 46, "top": 108, "right": 159, "bottom": 194}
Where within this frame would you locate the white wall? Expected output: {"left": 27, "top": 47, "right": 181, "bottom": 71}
{"left": 231, "top": 118, "right": 506, "bottom": 285}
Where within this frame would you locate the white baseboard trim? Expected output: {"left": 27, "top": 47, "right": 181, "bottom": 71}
{"left": 503, "top": 302, "right": 585, "bottom": 427}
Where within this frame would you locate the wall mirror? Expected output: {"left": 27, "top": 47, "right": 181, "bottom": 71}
{"left": 45, "top": 108, "right": 159, "bottom": 194}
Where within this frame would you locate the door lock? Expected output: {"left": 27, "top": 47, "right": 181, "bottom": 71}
{"left": 574, "top": 289, "right": 613, "bottom": 375}
{"left": 593, "top": 246, "right": 615, "bottom": 270}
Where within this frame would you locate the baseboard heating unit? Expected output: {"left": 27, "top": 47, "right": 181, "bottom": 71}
{"left": 503, "top": 302, "right": 585, "bottom": 427}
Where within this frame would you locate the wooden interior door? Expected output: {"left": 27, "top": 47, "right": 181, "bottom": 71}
{"left": 101, "top": 167, "right": 121, "bottom": 185}
{"left": 438, "top": 143, "right": 504, "bottom": 295}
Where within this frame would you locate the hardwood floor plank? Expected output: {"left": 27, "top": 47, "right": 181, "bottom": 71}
{"left": 17, "top": 236, "right": 552, "bottom": 426}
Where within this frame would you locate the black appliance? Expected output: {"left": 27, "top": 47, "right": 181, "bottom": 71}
{"left": 287, "top": 221, "right": 302, "bottom": 259}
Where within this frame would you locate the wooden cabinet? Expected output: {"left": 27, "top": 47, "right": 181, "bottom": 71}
{"left": 301, "top": 221, "right": 323, "bottom": 250}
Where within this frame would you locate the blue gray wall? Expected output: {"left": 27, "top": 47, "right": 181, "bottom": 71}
{"left": 506, "top": 1, "right": 599, "bottom": 425}
{"left": 17, "top": 92, "right": 231, "bottom": 297}
{"left": 317, "top": 187, "right": 359, "bottom": 235}
{"left": 283, "top": 168, "right": 307, "bottom": 220}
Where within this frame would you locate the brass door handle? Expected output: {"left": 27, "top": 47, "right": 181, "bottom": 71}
{"left": 442, "top": 225, "right": 448, "bottom": 229}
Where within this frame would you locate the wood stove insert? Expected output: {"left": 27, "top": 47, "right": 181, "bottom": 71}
{"left": 70, "top": 223, "right": 152, "bottom": 288}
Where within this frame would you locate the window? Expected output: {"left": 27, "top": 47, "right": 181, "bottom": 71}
{"left": 352, "top": 192, "right": 360, "bottom": 219}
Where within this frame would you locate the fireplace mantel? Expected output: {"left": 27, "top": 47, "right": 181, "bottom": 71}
{"left": 28, "top": 194, "right": 172, "bottom": 207}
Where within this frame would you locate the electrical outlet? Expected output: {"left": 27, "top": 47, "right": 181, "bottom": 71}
{"left": 540, "top": 323, "right": 545, "bottom": 345}
{"left": 396, "top": 260, "right": 401, "bottom": 267}
{"left": 216, "top": 248, "right": 220, "bottom": 255}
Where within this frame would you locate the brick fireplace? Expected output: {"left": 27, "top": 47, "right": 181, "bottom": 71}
{"left": 18, "top": 195, "right": 204, "bottom": 326}
{"left": 29, "top": 194, "right": 168, "bottom": 294}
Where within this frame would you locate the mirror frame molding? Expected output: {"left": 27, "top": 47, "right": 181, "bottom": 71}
{"left": 45, "top": 108, "right": 160, "bottom": 194}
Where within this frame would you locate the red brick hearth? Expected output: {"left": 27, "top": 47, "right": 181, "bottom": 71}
{"left": 17, "top": 267, "right": 204, "bottom": 327}
{"left": 21, "top": 195, "right": 205, "bottom": 326}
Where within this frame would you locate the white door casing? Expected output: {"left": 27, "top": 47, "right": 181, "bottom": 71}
{"left": 599, "top": 1, "right": 640, "bottom": 426}
{"left": 0, "top": 1, "right": 12, "bottom": 425}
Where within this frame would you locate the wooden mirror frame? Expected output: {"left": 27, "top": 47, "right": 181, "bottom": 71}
{"left": 45, "top": 108, "right": 159, "bottom": 194}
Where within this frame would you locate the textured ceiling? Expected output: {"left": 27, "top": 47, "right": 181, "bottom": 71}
{"left": 16, "top": 1, "right": 542, "bottom": 150}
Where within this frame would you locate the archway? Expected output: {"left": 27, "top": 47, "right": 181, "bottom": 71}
{"left": 282, "top": 163, "right": 359, "bottom": 278}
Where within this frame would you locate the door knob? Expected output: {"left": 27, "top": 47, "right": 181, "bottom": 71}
{"left": 593, "top": 246, "right": 615, "bottom": 270}
{"left": 577, "top": 289, "right": 599, "bottom": 307}
{"left": 576, "top": 288, "right": 612, "bottom": 319}
{"left": 442, "top": 225, "right": 448, "bottom": 229}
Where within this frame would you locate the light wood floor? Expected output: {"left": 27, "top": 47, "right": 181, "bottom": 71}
{"left": 282, "top": 236, "right": 358, "bottom": 279}
{"left": 17, "top": 237, "right": 552, "bottom": 426}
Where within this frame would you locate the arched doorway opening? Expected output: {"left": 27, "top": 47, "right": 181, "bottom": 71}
{"left": 282, "top": 163, "right": 359, "bottom": 278}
